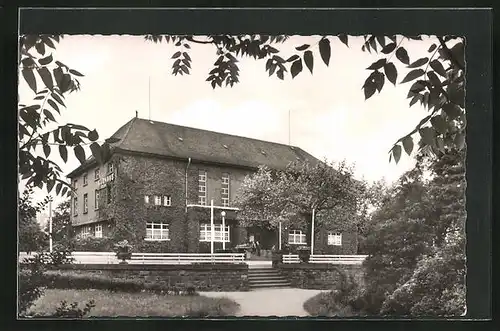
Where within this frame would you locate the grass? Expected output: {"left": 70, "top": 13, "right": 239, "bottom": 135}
{"left": 28, "top": 289, "right": 240, "bottom": 317}
{"left": 303, "top": 291, "right": 355, "bottom": 317}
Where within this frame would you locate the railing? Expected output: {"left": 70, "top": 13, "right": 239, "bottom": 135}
{"left": 309, "top": 254, "right": 367, "bottom": 265}
{"left": 18, "top": 252, "right": 245, "bottom": 265}
{"left": 282, "top": 254, "right": 300, "bottom": 264}
{"left": 129, "top": 253, "right": 245, "bottom": 264}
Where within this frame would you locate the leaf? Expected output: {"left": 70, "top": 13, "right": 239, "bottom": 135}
{"left": 400, "top": 69, "right": 425, "bottom": 84}
{"left": 171, "top": 51, "right": 181, "bottom": 59}
{"left": 430, "top": 115, "right": 448, "bottom": 133}
{"left": 47, "top": 99, "right": 60, "bottom": 114}
{"left": 454, "top": 132, "right": 465, "bottom": 149}
{"left": 88, "top": 129, "right": 99, "bottom": 141}
{"left": 74, "top": 145, "right": 86, "bottom": 164}
{"left": 381, "top": 42, "right": 396, "bottom": 54}
{"left": 318, "top": 38, "right": 331, "bottom": 66}
{"left": 69, "top": 69, "right": 84, "bottom": 77}
{"left": 22, "top": 69, "right": 37, "bottom": 93}
{"left": 276, "top": 69, "right": 284, "bottom": 80}
{"left": 442, "top": 103, "right": 462, "bottom": 119}
{"left": 35, "top": 42, "right": 46, "bottom": 55}
{"left": 59, "top": 145, "right": 68, "bottom": 163}
{"left": 409, "top": 94, "right": 421, "bottom": 107}
{"left": 409, "top": 81, "right": 425, "bottom": 94}
{"left": 419, "top": 127, "right": 435, "bottom": 146}
{"left": 303, "top": 50, "right": 314, "bottom": 74}
{"left": 43, "top": 109, "right": 56, "bottom": 122}
{"left": 407, "top": 57, "right": 429, "bottom": 68}
{"left": 392, "top": 144, "right": 402, "bottom": 163}
{"left": 290, "top": 59, "right": 303, "bottom": 78}
{"left": 265, "top": 58, "right": 272, "bottom": 72}
{"left": 43, "top": 144, "right": 51, "bottom": 158}
{"left": 51, "top": 92, "right": 65, "bottom": 107}
{"left": 105, "top": 137, "right": 120, "bottom": 144}
{"left": 55, "top": 182, "right": 62, "bottom": 195}
{"left": 376, "top": 36, "right": 386, "bottom": 47}
{"left": 384, "top": 62, "right": 398, "bottom": 85}
{"left": 38, "top": 54, "right": 53, "bottom": 65}
{"left": 337, "top": 34, "right": 348, "bottom": 47}
{"left": 373, "top": 72, "right": 385, "bottom": 92}
{"left": 395, "top": 47, "right": 410, "bottom": 65}
{"left": 427, "top": 71, "right": 442, "bottom": 87}
{"left": 450, "top": 42, "right": 465, "bottom": 68}
{"left": 90, "top": 142, "right": 102, "bottom": 163}
{"left": 38, "top": 67, "right": 54, "bottom": 90}
{"left": 402, "top": 136, "right": 414, "bottom": 155}
{"left": 295, "top": 44, "right": 310, "bottom": 51}
{"left": 363, "top": 81, "right": 377, "bottom": 100}
{"left": 430, "top": 60, "right": 447, "bottom": 77}
{"left": 286, "top": 55, "right": 300, "bottom": 62}
{"left": 367, "top": 59, "right": 386, "bottom": 70}
{"left": 47, "top": 179, "right": 55, "bottom": 193}
{"left": 428, "top": 44, "right": 437, "bottom": 53}
{"left": 183, "top": 52, "right": 192, "bottom": 62}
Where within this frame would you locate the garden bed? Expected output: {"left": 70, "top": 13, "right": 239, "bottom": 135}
{"left": 27, "top": 289, "right": 240, "bottom": 317}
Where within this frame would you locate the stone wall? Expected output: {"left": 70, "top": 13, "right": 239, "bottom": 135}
{"left": 55, "top": 263, "right": 249, "bottom": 291}
{"left": 278, "top": 263, "right": 364, "bottom": 290}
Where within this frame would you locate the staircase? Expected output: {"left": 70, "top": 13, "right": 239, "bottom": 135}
{"left": 248, "top": 268, "right": 291, "bottom": 289}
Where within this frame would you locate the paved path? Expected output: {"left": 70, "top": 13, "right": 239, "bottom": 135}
{"left": 201, "top": 288, "right": 328, "bottom": 317}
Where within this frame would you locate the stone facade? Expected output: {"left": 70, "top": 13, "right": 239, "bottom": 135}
{"left": 278, "top": 264, "right": 364, "bottom": 290}
{"left": 54, "top": 263, "right": 249, "bottom": 291}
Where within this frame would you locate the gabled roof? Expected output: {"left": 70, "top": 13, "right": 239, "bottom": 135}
{"left": 67, "top": 117, "right": 321, "bottom": 178}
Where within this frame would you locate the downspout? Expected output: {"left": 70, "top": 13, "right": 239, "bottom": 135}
{"left": 185, "top": 157, "right": 192, "bottom": 212}
{"left": 184, "top": 157, "right": 192, "bottom": 251}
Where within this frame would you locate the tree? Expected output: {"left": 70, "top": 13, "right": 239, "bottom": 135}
{"left": 146, "top": 34, "right": 465, "bottom": 163}
{"left": 19, "top": 35, "right": 116, "bottom": 197}
{"left": 44, "top": 199, "right": 74, "bottom": 248}
{"left": 234, "top": 160, "right": 362, "bottom": 232}
{"left": 18, "top": 187, "right": 50, "bottom": 253}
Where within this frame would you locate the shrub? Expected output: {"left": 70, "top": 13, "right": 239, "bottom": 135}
{"left": 73, "top": 237, "right": 115, "bottom": 252}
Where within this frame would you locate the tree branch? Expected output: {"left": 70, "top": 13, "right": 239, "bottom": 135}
{"left": 185, "top": 36, "right": 214, "bottom": 45}
{"left": 437, "top": 36, "right": 465, "bottom": 71}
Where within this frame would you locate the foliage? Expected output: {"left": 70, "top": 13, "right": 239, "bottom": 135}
{"left": 114, "top": 239, "right": 133, "bottom": 253}
{"left": 43, "top": 199, "right": 75, "bottom": 248}
{"left": 19, "top": 186, "right": 50, "bottom": 253}
{"left": 146, "top": 34, "right": 465, "bottom": 161}
{"left": 234, "top": 160, "right": 362, "bottom": 231}
{"left": 72, "top": 237, "right": 115, "bottom": 252}
{"left": 19, "top": 35, "right": 116, "bottom": 196}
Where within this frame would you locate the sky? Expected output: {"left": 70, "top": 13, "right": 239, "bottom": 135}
{"left": 19, "top": 35, "right": 435, "bottom": 221}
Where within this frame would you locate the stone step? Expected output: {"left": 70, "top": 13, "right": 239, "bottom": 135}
{"left": 248, "top": 275, "right": 285, "bottom": 280}
{"left": 249, "top": 282, "right": 291, "bottom": 289}
{"left": 248, "top": 269, "right": 280, "bottom": 274}
{"left": 249, "top": 278, "right": 290, "bottom": 284}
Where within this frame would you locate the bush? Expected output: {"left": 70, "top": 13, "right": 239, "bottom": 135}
{"left": 73, "top": 237, "right": 115, "bottom": 252}
{"left": 43, "top": 271, "right": 199, "bottom": 296}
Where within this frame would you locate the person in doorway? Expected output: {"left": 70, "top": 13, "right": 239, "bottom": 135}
{"left": 255, "top": 240, "right": 261, "bottom": 256}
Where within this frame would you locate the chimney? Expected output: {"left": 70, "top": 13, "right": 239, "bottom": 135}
{"left": 135, "top": 110, "right": 138, "bottom": 118}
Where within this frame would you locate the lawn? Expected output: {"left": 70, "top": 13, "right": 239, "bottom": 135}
{"left": 28, "top": 289, "right": 240, "bottom": 317}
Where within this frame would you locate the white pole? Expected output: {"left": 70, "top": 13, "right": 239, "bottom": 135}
{"left": 210, "top": 199, "right": 214, "bottom": 255}
{"left": 278, "top": 221, "right": 282, "bottom": 250}
{"left": 311, "top": 208, "right": 315, "bottom": 255}
{"left": 48, "top": 199, "right": 53, "bottom": 253}
{"left": 222, "top": 213, "right": 226, "bottom": 250}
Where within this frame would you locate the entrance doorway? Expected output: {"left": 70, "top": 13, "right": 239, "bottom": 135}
{"left": 246, "top": 226, "right": 278, "bottom": 261}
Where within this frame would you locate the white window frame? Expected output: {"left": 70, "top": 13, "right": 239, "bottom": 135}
{"left": 73, "top": 197, "right": 78, "bottom": 216}
{"left": 327, "top": 232, "right": 343, "bottom": 246}
{"left": 145, "top": 222, "right": 170, "bottom": 241}
{"left": 95, "top": 190, "right": 100, "bottom": 210}
{"left": 108, "top": 162, "right": 114, "bottom": 174}
{"left": 221, "top": 173, "right": 230, "bottom": 207}
{"left": 95, "top": 224, "right": 103, "bottom": 238}
{"left": 288, "top": 230, "right": 307, "bottom": 245}
{"left": 94, "top": 168, "right": 100, "bottom": 181}
{"left": 199, "top": 224, "right": 230, "bottom": 242}
{"left": 83, "top": 193, "right": 88, "bottom": 214}
{"left": 83, "top": 173, "right": 88, "bottom": 186}
{"left": 163, "top": 195, "right": 171, "bottom": 207}
{"left": 154, "top": 195, "right": 162, "bottom": 206}
{"left": 144, "top": 195, "right": 150, "bottom": 204}
{"left": 198, "top": 170, "right": 207, "bottom": 205}
{"left": 81, "top": 225, "right": 92, "bottom": 238}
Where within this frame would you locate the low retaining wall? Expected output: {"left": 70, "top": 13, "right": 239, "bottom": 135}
{"left": 50, "top": 263, "right": 249, "bottom": 292}
{"left": 278, "top": 263, "right": 364, "bottom": 290}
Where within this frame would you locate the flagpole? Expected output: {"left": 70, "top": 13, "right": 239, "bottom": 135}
{"left": 49, "top": 199, "right": 53, "bottom": 253}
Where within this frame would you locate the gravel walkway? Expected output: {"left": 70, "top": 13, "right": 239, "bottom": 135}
{"left": 201, "top": 288, "right": 328, "bottom": 317}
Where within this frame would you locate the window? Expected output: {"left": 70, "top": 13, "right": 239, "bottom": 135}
{"left": 94, "top": 168, "right": 100, "bottom": 181}
{"left": 107, "top": 162, "right": 114, "bottom": 174}
{"left": 199, "top": 224, "right": 230, "bottom": 242}
{"left": 144, "top": 195, "right": 150, "bottom": 204}
{"left": 154, "top": 195, "right": 162, "bottom": 206}
{"left": 198, "top": 170, "right": 207, "bottom": 205}
{"left": 95, "top": 224, "right": 103, "bottom": 238}
{"left": 106, "top": 185, "right": 112, "bottom": 204}
{"left": 288, "top": 230, "right": 307, "bottom": 245}
{"left": 221, "top": 173, "right": 230, "bottom": 207}
{"left": 81, "top": 225, "right": 92, "bottom": 238}
{"left": 73, "top": 197, "right": 78, "bottom": 216}
{"left": 95, "top": 190, "right": 100, "bottom": 210}
{"left": 73, "top": 180, "right": 78, "bottom": 189}
{"left": 328, "top": 232, "right": 342, "bottom": 246}
{"left": 83, "top": 193, "right": 88, "bottom": 214}
{"left": 146, "top": 222, "right": 170, "bottom": 241}
{"left": 163, "top": 195, "right": 171, "bottom": 206}
{"left": 83, "top": 173, "right": 88, "bottom": 186}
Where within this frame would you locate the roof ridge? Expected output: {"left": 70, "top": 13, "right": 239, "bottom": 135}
{"left": 137, "top": 117, "right": 300, "bottom": 149}
{"left": 116, "top": 117, "right": 138, "bottom": 149}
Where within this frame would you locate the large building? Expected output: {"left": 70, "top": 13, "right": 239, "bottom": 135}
{"left": 67, "top": 116, "right": 358, "bottom": 255}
